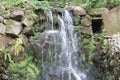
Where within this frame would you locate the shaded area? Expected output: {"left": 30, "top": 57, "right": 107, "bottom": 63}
{"left": 92, "top": 19, "right": 102, "bottom": 33}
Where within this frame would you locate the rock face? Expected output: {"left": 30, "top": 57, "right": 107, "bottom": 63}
{"left": 0, "top": 35, "right": 11, "bottom": 49}
{"left": 10, "top": 10, "right": 24, "bottom": 21}
{"left": 6, "top": 20, "right": 23, "bottom": 37}
{"left": 102, "top": 6, "right": 120, "bottom": 36}
{"left": 0, "top": 23, "right": 6, "bottom": 34}
{"left": 88, "top": 8, "right": 109, "bottom": 16}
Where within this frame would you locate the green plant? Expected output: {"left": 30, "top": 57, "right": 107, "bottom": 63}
{"left": 32, "top": 0, "right": 51, "bottom": 10}
{"left": 8, "top": 55, "right": 40, "bottom": 80}
{"left": 0, "top": 48, "right": 12, "bottom": 62}
{"left": 11, "top": 37, "right": 24, "bottom": 56}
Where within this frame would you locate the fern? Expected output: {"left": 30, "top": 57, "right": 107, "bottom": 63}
{"left": 11, "top": 37, "right": 24, "bottom": 56}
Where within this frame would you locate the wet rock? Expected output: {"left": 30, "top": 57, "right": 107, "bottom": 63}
{"left": 0, "top": 23, "right": 6, "bottom": 34}
{"left": 88, "top": 8, "right": 109, "bottom": 16}
{"left": 10, "top": 10, "right": 24, "bottom": 21}
{"left": 51, "top": 8, "right": 64, "bottom": 16}
{"left": 6, "top": 20, "right": 23, "bottom": 37}
{"left": 30, "top": 30, "right": 60, "bottom": 58}
{"left": 81, "top": 15, "right": 91, "bottom": 27}
{"left": 22, "top": 17, "right": 35, "bottom": 27}
{"left": 65, "top": 6, "right": 74, "bottom": 14}
{"left": 72, "top": 6, "right": 86, "bottom": 16}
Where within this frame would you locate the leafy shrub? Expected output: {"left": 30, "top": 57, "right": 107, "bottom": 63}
{"left": 8, "top": 55, "right": 40, "bottom": 80}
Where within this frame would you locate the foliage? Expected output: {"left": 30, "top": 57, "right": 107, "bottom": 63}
{"left": 81, "top": 33, "right": 105, "bottom": 63}
{"left": 0, "top": 48, "right": 12, "bottom": 62}
{"left": 32, "top": 0, "right": 51, "bottom": 10}
{"left": 11, "top": 37, "right": 24, "bottom": 56}
{"left": 8, "top": 55, "right": 40, "bottom": 80}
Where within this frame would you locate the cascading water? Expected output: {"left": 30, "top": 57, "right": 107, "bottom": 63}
{"left": 39, "top": 9, "right": 87, "bottom": 80}
{"left": 58, "top": 10, "right": 86, "bottom": 80}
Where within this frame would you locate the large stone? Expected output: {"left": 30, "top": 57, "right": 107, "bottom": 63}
{"left": 102, "top": 6, "right": 120, "bottom": 36}
{"left": 0, "top": 23, "right": 6, "bottom": 34}
{"left": 81, "top": 15, "right": 92, "bottom": 27}
{"left": 10, "top": 10, "right": 24, "bottom": 21}
{"left": 6, "top": 20, "right": 23, "bottom": 37}
{"left": 80, "top": 26, "right": 93, "bottom": 35}
{"left": 72, "top": 6, "right": 86, "bottom": 16}
{"left": 22, "top": 17, "right": 35, "bottom": 27}
{"left": 88, "top": 8, "right": 109, "bottom": 16}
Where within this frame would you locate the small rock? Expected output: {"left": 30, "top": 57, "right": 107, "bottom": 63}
{"left": 73, "top": 6, "right": 86, "bottom": 16}
{"left": 6, "top": 20, "right": 23, "bottom": 37}
{"left": 10, "top": 10, "right": 24, "bottom": 21}
{"left": 22, "top": 17, "right": 35, "bottom": 27}
{"left": 88, "top": 8, "right": 109, "bottom": 16}
{"left": 0, "top": 23, "right": 6, "bottom": 34}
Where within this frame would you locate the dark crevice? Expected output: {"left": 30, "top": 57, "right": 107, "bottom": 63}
{"left": 92, "top": 19, "right": 102, "bottom": 33}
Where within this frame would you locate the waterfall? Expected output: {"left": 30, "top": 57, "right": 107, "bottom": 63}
{"left": 40, "top": 9, "right": 86, "bottom": 80}
{"left": 58, "top": 10, "right": 86, "bottom": 80}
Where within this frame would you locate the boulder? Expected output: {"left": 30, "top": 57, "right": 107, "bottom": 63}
{"left": 88, "top": 8, "right": 109, "bottom": 16}
{"left": 81, "top": 15, "right": 92, "bottom": 27}
{"left": 10, "top": 10, "right": 24, "bottom": 21}
{"left": 102, "top": 6, "right": 120, "bottom": 36}
{"left": 6, "top": 20, "right": 23, "bottom": 37}
{"left": 80, "top": 26, "right": 93, "bottom": 35}
{"left": 22, "top": 17, "right": 35, "bottom": 27}
{"left": 72, "top": 6, "right": 86, "bottom": 16}
{"left": 0, "top": 23, "right": 6, "bottom": 34}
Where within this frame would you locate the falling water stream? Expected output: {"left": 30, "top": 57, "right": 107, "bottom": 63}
{"left": 40, "top": 9, "right": 86, "bottom": 80}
